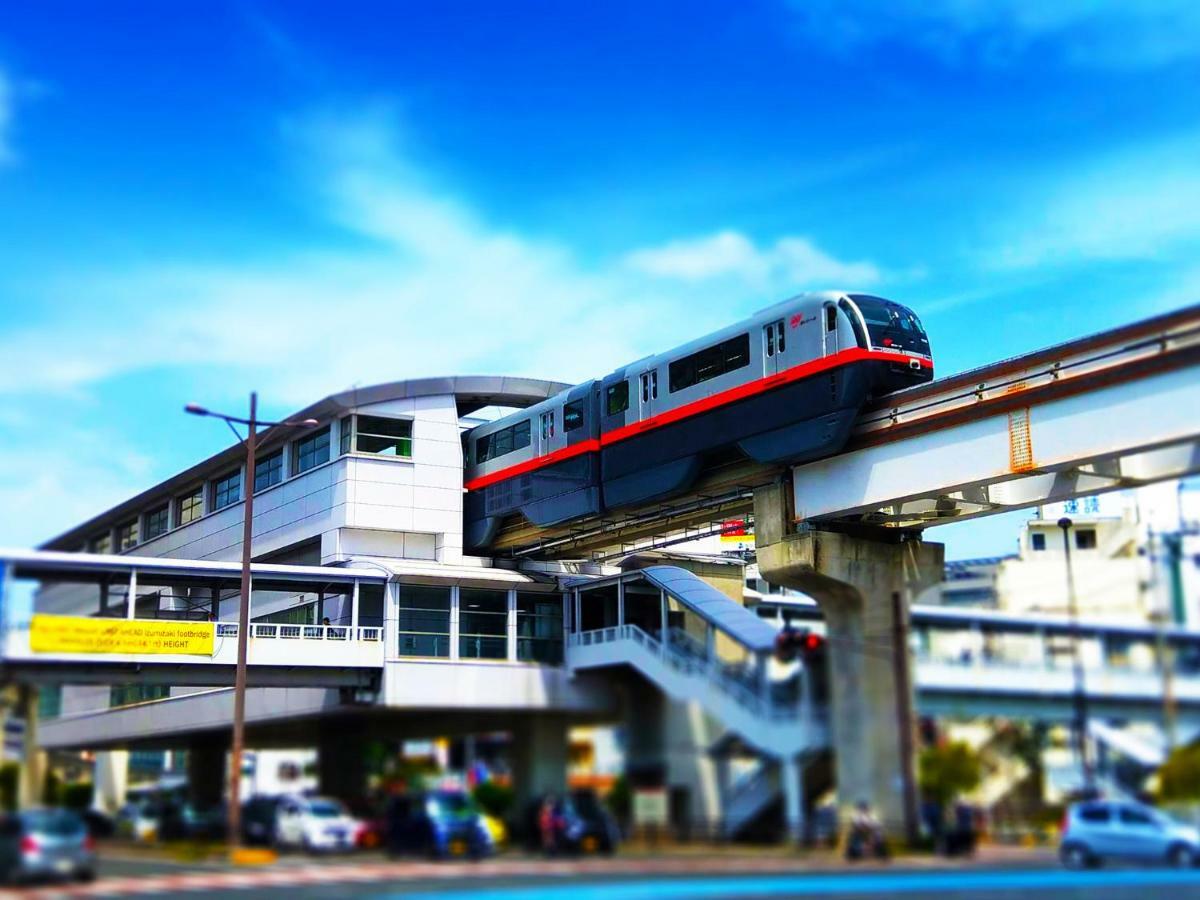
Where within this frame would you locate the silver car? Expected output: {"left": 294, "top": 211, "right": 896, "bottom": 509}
{"left": 0, "top": 809, "right": 97, "bottom": 884}
{"left": 1060, "top": 800, "right": 1200, "bottom": 868}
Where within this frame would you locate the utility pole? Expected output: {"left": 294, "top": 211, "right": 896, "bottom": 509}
{"left": 186, "top": 395, "right": 317, "bottom": 850}
{"left": 1057, "top": 517, "right": 1093, "bottom": 793}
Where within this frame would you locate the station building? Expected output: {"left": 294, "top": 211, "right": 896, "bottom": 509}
{"left": 24, "top": 375, "right": 765, "bottom": 833}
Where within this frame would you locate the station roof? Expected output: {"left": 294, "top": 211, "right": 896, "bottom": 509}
{"left": 41, "top": 375, "right": 570, "bottom": 552}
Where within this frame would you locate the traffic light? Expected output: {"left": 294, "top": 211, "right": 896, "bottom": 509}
{"left": 773, "top": 627, "right": 825, "bottom": 663}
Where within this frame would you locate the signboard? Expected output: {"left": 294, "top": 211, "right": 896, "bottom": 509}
{"left": 29, "top": 614, "right": 214, "bottom": 656}
{"left": 632, "top": 787, "right": 669, "bottom": 827}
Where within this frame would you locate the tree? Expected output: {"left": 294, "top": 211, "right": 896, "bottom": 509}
{"left": 1158, "top": 743, "right": 1200, "bottom": 803}
{"left": 919, "top": 741, "right": 983, "bottom": 807}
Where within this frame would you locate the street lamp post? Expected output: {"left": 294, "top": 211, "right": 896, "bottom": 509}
{"left": 1057, "top": 516, "right": 1094, "bottom": 793}
{"left": 185, "top": 393, "right": 318, "bottom": 849}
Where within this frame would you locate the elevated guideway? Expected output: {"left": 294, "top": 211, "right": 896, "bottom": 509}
{"left": 493, "top": 304, "right": 1200, "bottom": 558}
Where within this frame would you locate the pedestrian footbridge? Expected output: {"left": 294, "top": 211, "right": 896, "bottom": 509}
{"left": 0, "top": 549, "right": 387, "bottom": 688}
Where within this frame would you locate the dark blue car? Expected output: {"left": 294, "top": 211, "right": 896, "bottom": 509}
{"left": 384, "top": 790, "right": 493, "bottom": 860}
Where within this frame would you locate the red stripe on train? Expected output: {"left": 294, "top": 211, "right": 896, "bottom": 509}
{"left": 463, "top": 348, "right": 930, "bottom": 491}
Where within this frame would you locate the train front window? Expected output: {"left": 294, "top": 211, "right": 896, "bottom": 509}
{"left": 847, "top": 294, "right": 930, "bottom": 355}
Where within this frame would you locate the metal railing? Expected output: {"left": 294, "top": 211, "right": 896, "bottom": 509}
{"left": 569, "top": 624, "right": 811, "bottom": 722}
{"left": 214, "top": 623, "right": 382, "bottom": 642}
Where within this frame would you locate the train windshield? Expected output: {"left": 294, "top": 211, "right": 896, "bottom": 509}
{"left": 847, "top": 294, "right": 930, "bottom": 356}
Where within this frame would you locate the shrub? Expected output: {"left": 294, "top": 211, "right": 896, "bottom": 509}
{"left": 1158, "top": 743, "right": 1200, "bottom": 802}
{"left": 919, "top": 740, "right": 983, "bottom": 807}
{"left": 62, "top": 782, "right": 94, "bottom": 811}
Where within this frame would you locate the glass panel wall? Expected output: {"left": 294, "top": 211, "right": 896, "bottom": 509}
{"left": 517, "top": 592, "right": 563, "bottom": 663}
{"left": 398, "top": 584, "right": 451, "bottom": 657}
{"left": 459, "top": 588, "right": 508, "bottom": 659}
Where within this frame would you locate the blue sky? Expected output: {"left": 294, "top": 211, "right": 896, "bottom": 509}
{"left": 1, "top": 1, "right": 1198, "bottom": 557}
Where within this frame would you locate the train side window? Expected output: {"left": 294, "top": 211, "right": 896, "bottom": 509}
{"left": 476, "top": 434, "right": 492, "bottom": 464}
{"left": 839, "top": 299, "right": 869, "bottom": 349}
{"left": 563, "top": 401, "right": 585, "bottom": 432}
{"left": 669, "top": 333, "right": 751, "bottom": 393}
{"left": 777, "top": 319, "right": 786, "bottom": 353}
{"left": 513, "top": 419, "right": 531, "bottom": 451}
{"left": 825, "top": 305, "right": 837, "bottom": 332}
{"left": 651, "top": 370, "right": 658, "bottom": 399}
{"left": 540, "top": 411, "right": 554, "bottom": 440}
{"left": 765, "top": 324, "right": 775, "bottom": 357}
{"left": 606, "top": 381, "right": 630, "bottom": 416}
{"left": 492, "top": 427, "right": 513, "bottom": 457}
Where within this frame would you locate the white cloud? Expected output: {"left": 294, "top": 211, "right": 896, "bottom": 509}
{"left": 624, "top": 229, "right": 881, "bottom": 289}
{"left": 991, "top": 137, "right": 1200, "bottom": 269}
{"left": 0, "top": 106, "right": 897, "bottom": 546}
{"left": 793, "top": 0, "right": 1200, "bottom": 68}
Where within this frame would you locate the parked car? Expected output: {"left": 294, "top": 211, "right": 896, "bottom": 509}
{"left": 385, "top": 790, "right": 493, "bottom": 859}
{"left": 274, "top": 796, "right": 359, "bottom": 853}
{"left": 158, "top": 802, "right": 226, "bottom": 842}
{"left": 0, "top": 809, "right": 96, "bottom": 885}
{"left": 241, "top": 796, "right": 283, "bottom": 847}
{"left": 523, "top": 790, "right": 619, "bottom": 855}
{"left": 557, "top": 790, "right": 619, "bottom": 855}
{"left": 116, "top": 797, "right": 162, "bottom": 842}
{"left": 1060, "top": 800, "right": 1200, "bottom": 868}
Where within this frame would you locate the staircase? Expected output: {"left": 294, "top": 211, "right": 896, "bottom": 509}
{"left": 568, "top": 623, "right": 827, "bottom": 759}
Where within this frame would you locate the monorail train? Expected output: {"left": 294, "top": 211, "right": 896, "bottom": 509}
{"left": 463, "top": 291, "right": 933, "bottom": 551}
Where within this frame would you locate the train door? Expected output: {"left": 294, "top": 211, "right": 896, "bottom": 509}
{"left": 762, "top": 320, "right": 785, "bottom": 376}
{"left": 538, "top": 409, "right": 556, "bottom": 455}
{"left": 822, "top": 302, "right": 840, "bottom": 356}
{"left": 638, "top": 368, "right": 658, "bottom": 421}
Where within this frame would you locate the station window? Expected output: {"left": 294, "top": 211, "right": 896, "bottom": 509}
{"left": 211, "top": 470, "right": 241, "bottom": 511}
{"left": 116, "top": 519, "right": 139, "bottom": 551}
{"left": 516, "top": 592, "right": 564, "bottom": 664}
{"left": 177, "top": 488, "right": 204, "bottom": 526}
{"left": 606, "top": 381, "right": 630, "bottom": 416}
{"left": 397, "top": 584, "right": 451, "bottom": 657}
{"left": 459, "top": 588, "right": 508, "bottom": 660}
{"left": 668, "top": 333, "right": 751, "bottom": 393}
{"left": 339, "top": 415, "right": 354, "bottom": 456}
{"left": 1030, "top": 532, "right": 1046, "bottom": 551}
{"left": 38, "top": 685, "right": 62, "bottom": 720}
{"left": 255, "top": 449, "right": 284, "bottom": 492}
{"left": 143, "top": 504, "right": 170, "bottom": 541}
{"left": 109, "top": 684, "right": 170, "bottom": 709}
{"left": 1075, "top": 529, "right": 1097, "bottom": 550}
{"left": 293, "top": 427, "right": 331, "bottom": 475}
{"left": 563, "top": 400, "right": 585, "bottom": 432}
{"left": 89, "top": 532, "right": 113, "bottom": 554}
{"left": 355, "top": 415, "right": 413, "bottom": 458}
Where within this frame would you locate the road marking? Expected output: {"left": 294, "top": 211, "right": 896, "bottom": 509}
{"left": 391, "top": 867, "right": 1200, "bottom": 899}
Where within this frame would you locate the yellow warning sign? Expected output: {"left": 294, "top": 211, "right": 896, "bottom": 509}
{"left": 29, "top": 615, "right": 215, "bottom": 656}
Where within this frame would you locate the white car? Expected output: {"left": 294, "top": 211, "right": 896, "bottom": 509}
{"left": 274, "top": 796, "right": 359, "bottom": 853}
{"left": 1060, "top": 800, "right": 1200, "bottom": 868}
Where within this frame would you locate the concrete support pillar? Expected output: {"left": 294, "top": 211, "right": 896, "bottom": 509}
{"left": 317, "top": 719, "right": 369, "bottom": 805}
{"left": 754, "top": 480, "right": 943, "bottom": 844}
{"left": 16, "top": 685, "right": 46, "bottom": 810}
{"left": 511, "top": 716, "right": 568, "bottom": 814}
{"left": 782, "top": 756, "right": 804, "bottom": 844}
{"left": 187, "top": 738, "right": 227, "bottom": 809}
{"left": 93, "top": 751, "right": 130, "bottom": 813}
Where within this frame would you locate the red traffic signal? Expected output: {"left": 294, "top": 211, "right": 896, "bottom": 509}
{"left": 774, "top": 628, "right": 825, "bottom": 663}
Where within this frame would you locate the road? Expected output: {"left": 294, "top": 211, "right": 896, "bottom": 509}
{"left": 5, "top": 851, "right": 1200, "bottom": 898}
